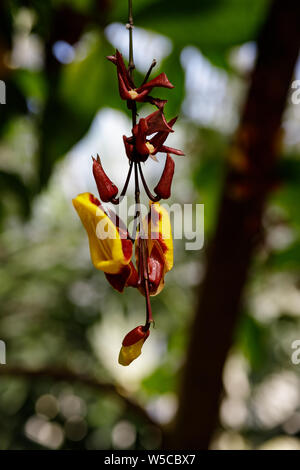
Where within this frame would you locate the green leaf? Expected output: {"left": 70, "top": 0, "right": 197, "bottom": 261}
{"left": 142, "top": 365, "right": 176, "bottom": 395}
{"left": 59, "top": 34, "right": 113, "bottom": 119}
{"left": 266, "top": 242, "right": 300, "bottom": 273}
{"left": 137, "top": 0, "right": 268, "bottom": 48}
{"left": 235, "top": 313, "right": 268, "bottom": 371}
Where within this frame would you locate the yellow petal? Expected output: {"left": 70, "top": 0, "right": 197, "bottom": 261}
{"left": 72, "top": 193, "right": 132, "bottom": 274}
{"left": 140, "top": 201, "right": 173, "bottom": 272}
{"left": 118, "top": 338, "right": 145, "bottom": 366}
{"left": 150, "top": 202, "right": 173, "bottom": 271}
{"left": 134, "top": 202, "right": 173, "bottom": 296}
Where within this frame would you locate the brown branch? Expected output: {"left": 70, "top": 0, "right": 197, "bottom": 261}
{"left": 0, "top": 366, "right": 157, "bottom": 428}
{"left": 167, "top": 0, "right": 300, "bottom": 449}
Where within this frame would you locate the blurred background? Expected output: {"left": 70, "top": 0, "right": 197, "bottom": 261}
{"left": 1, "top": 0, "right": 300, "bottom": 450}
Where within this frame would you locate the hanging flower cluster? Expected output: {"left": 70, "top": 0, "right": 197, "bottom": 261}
{"left": 72, "top": 44, "right": 184, "bottom": 366}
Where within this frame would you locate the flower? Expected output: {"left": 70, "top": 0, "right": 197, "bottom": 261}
{"left": 124, "top": 110, "right": 184, "bottom": 162}
{"left": 72, "top": 192, "right": 136, "bottom": 292}
{"left": 137, "top": 202, "right": 173, "bottom": 296}
{"left": 72, "top": 194, "right": 173, "bottom": 296}
{"left": 92, "top": 155, "right": 118, "bottom": 202}
{"left": 73, "top": 194, "right": 173, "bottom": 366}
{"left": 107, "top": 50, "right": 174, "bottom": 108}
{"left": 118, "top": 325, "right": 150, "bottom": 366}
{"left": 73, "top": 33, "right": 183, "bottom": 366}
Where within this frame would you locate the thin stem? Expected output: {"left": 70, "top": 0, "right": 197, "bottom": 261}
{"left": 138, "top": 162, "right": 161, "bottom": 202}
{"left": 127, "top": 0, "right": 153, "bottom": 331}
{"left": 128, "top": 0, "right": 135, "bottom": 81}
{"left": 131, "top": 101, "right": 137, "bottom": 127}
{"left": 141, "top": 239, "right": 153, "bottom": 329}
{"left": 144, "top": 280, "right": 153, "bottom": 329}
{"left": 133, "top": 163, "right": 153, "bottom": 329}
{"left": 127, "top": 0, "right": 137, "bottom": 128}
{"left": 110, "top": 160, "right": 134, "bottom": 205}
{"left": 141, "top": 59, "right": 157, "bottom": 86}
{"left": 131, "top": 161, "right": 140, "bottom": 239}
{"left": 134, "top": 161, "right": 140, "bottom": 206}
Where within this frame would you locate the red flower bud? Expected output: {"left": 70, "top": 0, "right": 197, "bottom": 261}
{"left": 119, "top": 325, "right": 150, "bottom": 366}
{"left": 122, "top": 325, "right": 150, "bottom": 347}
{"left": 92, "top": 155, "right": 118, "bottom": 202}
{"left": 154, "top": 154, "right": 175, "bottom": 199}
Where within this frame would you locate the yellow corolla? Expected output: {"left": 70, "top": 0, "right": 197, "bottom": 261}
{"left": 72, "top": 192, "right": 132, "bottom": 275}
{"left": 147, "top": 201, "right": 173, "bottom": 272}
{"left": 137, "top": 202, "right": 173, "bottom": 296}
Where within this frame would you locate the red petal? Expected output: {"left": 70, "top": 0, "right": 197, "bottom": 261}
{"left": 121, "top": 239, "right": 133, "bottom": 263}
{"left": 105, "top": 265, "right": 131, "bottom": 293}
{"left": 106, "top": 55, "right": 117, "bottom": 64}
{"left": 148, "top": 243, "right": 165, "bottom": 295}
{"left": 145, "top": 97, "right": 168, "bottom": 109}
{"left": 117, "top": 72, "right": 132, "bottom": 100}
{"left": 154, "top": 154, "right": 175, "bottom": 199}
{"left": 159, "top": 145, "right": 185, "bottom": 156}
{"left": 123, "top": 135, "right": 134, "bottom": 160}
{"left": 115, "top": 49, "right": 134, "bottom": 88}
{"left": 93, "top": 157, "right": 118, "bottom": 202}
{"left": 134, "top": 89, "right": 151, "bottom": 101}
{"left": 137, "top": 73, "right": 174, "bottom": 92}
{"left": 122, "top": 325, "right": 150, "bottom": 347}
{"left": 149, "top": 116, "right": 178, "bottom": 151}
{"left": 108, "top": 50, "right": 133, "bottom": 89}
{"left": 167, "top": 116, "right": 178, "bottom": 128}
{"left": 134, "top": 119, "right": 150, "bottom": 156}
{"left": 150, "top": 131, "right": 168, "bottom": 151}
{"left": 126, "top": 262, "right": 139, "bottom": 287}
{"left": 107, "top": 50, "right": 135, "bottom": 99}
{"left": 145, "top": 109, "right": 173, "bottom": 135}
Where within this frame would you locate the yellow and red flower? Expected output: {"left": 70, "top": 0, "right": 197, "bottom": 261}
{"left": 73, "top": 191, "right": 174, "bottom": 365}
{"left": 73, "top": 37, "right": 184, "bottom": 366}
{"left": 72, "top": 194, "right": 173, "bottom": 296}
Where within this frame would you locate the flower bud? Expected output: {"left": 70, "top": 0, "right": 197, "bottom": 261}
{"left": 92, "top": 155, "right": 118, "bottom": 202}
{"left": 154, "top": 154, "right": 175, "bottom": 199}
{"left": 118, "top": 326, "right": 150, "bottom": 366}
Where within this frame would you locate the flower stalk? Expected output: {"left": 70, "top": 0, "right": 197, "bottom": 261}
{"left": 126, "top": 3, "right": 153, "bottom": 331}
{"left": 72, "top": 0, "right": 183, "bottom": 365}
{"left": 127, "top": 0, "right": 135, "bottom": 81}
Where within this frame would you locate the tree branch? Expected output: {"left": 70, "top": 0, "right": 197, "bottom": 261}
{"left": 0, "top": 366, "right": 157, "bottom": 428}
{"left": 168, "top": 0, "right": 300, "bottom": 449}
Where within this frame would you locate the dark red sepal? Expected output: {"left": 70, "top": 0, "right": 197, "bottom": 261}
{"left": 92, "top": 155, "right": 118, "bottom": 202}
{"left": 122, "top": 325, "right": 150, "bottom": 347}
{"left": 154, "top": 154, "right": 175, "bottom": 199}
{"left": 105, "top": 262, "right": 138, "bottom": 293}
